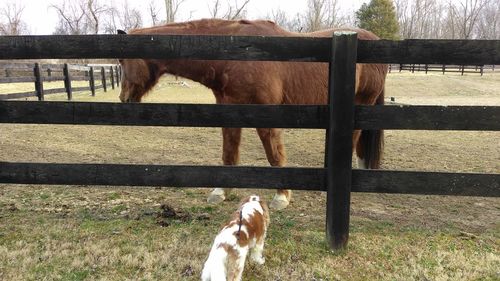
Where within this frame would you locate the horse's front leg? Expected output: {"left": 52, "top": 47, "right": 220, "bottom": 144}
{"left": 207, "top": 127, "right": 242, "bottom": 204}
{"left": 256, "top": 128, "right": 290, "bottom": 210}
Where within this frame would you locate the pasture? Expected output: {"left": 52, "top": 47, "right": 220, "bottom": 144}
{"left": 0, "top": 72, "right": 499, "bottom": 280}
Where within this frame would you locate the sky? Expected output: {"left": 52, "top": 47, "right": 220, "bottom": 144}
{"left": 2, "top": 0, "right": 367, "bottom": 35}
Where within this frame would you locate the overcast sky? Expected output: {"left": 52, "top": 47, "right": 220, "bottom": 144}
{"left": 4, "top": 0, "right": 367, "bottom": 35}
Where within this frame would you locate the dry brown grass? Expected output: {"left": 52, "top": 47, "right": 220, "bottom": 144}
{"left": 0, "top": 72, "right": 499, "bottom": 280}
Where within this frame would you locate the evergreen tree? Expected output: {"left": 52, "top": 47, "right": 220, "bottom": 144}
{"left": 356, "top": 0, "right": 399, "bottom": 39}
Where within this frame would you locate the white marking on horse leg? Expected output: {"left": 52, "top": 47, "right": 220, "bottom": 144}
{"left": 357, "top": 157, "right": 367, "bottom": 169}
{"left": 269, "top": 193, "right": 289, "bottom": 210}
{"left": 207, "top": 188, "right": 226, "bottom": 204}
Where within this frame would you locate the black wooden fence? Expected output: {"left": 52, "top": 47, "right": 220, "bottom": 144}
{"left": 389, "top": 63, "right": 497, "bottom": 75}
{"left": 0, "top": 34, "right": 499, "bottom": 251}
{"left": 0, "top": 62, "right": 121, "bottom": 100}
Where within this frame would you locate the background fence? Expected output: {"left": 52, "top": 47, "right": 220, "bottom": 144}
{"left": 0, "top": 34, "right": 499, "bottom": 251}
{"left": 389, "top": 63, "right": 497, "bottom": 75}
{"left": 0, "top": 62, "right": 121, "bottom": 100}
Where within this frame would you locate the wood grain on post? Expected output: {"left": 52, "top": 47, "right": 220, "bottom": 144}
{"left": 115, "top": 66, "right": 120, "bottom": 87}
{"left": 101, "top": 67, "right": 107, "bottom": 92}
{"left": 110, "top": 66, "right": 115, "bottom": 89}
{"left": 89, "top": 67, "right": 95, "bottom": 96}
{"left": 325, "top": 32, "right": 357, "bottom": 251}
{"left": 34, "top": 63, "right": 44, "bottom": 101}
{"left": 63, "top": 63, "right": 72, "bottom": 100}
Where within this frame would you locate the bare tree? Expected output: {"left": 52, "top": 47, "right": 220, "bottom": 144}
{"left": 304, "top": 0, "right": 328, "bottom": 31}
{"left": 149, "top": 0, "right": 162, "bottom": 26}
{"left": 208, "top": 0, "right": 223, "bottom": 18}
{"left": 265, "top": 9, "right": 304, "bottom": 32}
{"left": 325, "top": 0, "right": 349, "bottom": 27}
{"left": 85, "top": 0, "right": 110, "bottom": 34}
{"left": 104, "top": 1, "right": 143, "bottom": 33}
{"left": 51, "top": 1, "right": 89, "bottom": 35}
{"left": 165, "top": 0, "right": 187, "bottom": 23}
{"left": 0, "top": 3, "right": 28, "bottom": 35}
{"left": 452, "top": 0, "right": 491, "bottom": 39}
{"left": 395, "top": 0, "right": 444, "bottom": 39}
{"left": 475, "top": 1, "right": 500, "bottom": 39}
{"left": 302, "top": 0, "right": 349, "bottom": 32}
{"left": 208, "top": 0, "right": 251, "bottom": 20}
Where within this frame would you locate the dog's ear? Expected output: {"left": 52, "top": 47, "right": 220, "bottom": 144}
{"left": 117, "top": 29, "right": 127, "bottom": 35}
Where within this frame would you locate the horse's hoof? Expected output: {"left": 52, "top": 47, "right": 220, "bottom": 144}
{"left": 207, "top": 191, "right": 225, "bottom": 204}
{"left": 269, "top": 196, "right": 289, "bottom": 210}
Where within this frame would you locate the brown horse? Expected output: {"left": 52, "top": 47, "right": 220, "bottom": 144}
{"left": 117, "top": 19, "right": 388, "bottom": 210}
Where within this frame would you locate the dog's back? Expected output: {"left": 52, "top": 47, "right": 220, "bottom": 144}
{"left": 201, "top": 195, "right": 270, "bottom": 281}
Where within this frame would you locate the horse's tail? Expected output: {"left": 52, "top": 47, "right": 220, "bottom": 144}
{"left": 358, "top": 89, "right": 384, "bottom": 169}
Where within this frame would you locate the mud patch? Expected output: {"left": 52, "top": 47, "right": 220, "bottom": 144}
{"left": 156, "top": 204, "right": 192, "bottom": 227}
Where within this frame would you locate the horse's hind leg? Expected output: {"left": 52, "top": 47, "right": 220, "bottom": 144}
{"left": 256, "top": 128, "right": 291, "bottom": 210}
{"left": 207, "top": 127, "right": 242, "bottom": 204}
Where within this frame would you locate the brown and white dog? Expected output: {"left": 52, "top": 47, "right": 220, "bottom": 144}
{"left": 201, "top": 195, "right": 270, "bottom": 281}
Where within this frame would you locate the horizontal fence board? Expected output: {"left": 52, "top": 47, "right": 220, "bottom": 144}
{"left": 0, "top": 35, "right": 498, "bottom": 64}
{"left": 72, "top": 86, "right": 90, "bottom": 92}
{"left": 0, "top": 101, "right": 329, "bottom": 128}
{"left": 355, "top": 105, "right": 500, "bottom": 131}
{"left": 68, "top": 65, "right": 90, "bottom": 71}
{"left": 352, "top": 169, "right": 500, "bottom": 197}
{"left": 359, "top": 39, "right": 500, "bottom": 64}
{"left": 0, "top": 162, "right": 324, "bottom": 190}
{"left": 43, "top": 88, "right": 67, "bottom": 95}
{"left": 43, "top": 76, "right": 64, "bottom": 82}
{"left": 1, "top": 101, "right": 498, "bottom": 131}
{"left": 0, "top": 77, "right": 35, "bottom": 83}
{"left": 71, "top": 76, "right": 90, "bottom": 81}
{"left": 0, "top": 35, "right": 331, "bottom": 62}
{"left": 0, "top": 162, "right": 497, "bottom": 197}
{"left": 0, "top": 63, "right": 35, "bottom": 70}
{"left": 0, "top": 91, "right": 36, "bottom": 100}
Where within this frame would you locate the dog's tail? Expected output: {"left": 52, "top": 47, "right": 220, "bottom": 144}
{"left": 201, "top": 245, "right": 228, "bottom": 281}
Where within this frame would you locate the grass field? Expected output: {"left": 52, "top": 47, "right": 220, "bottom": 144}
{"left": 0, "top": 72, "right": 499, "bottom": 280}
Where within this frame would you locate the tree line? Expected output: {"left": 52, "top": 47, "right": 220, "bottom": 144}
{"left": 1, "top": 0, "right": 498, "bottom": 40}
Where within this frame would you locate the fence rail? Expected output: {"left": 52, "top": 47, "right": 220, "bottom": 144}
{"left": 0, "top": 163, "right": 498, "bottom": 197}
{"left": 0, "top": 35, "right": 499, "bottom": 64}
{"left": 0, "top": 34, "right": 499, "bottom": 251}
{"left": 1, "top": 101, "right": 498, "bottom": 131}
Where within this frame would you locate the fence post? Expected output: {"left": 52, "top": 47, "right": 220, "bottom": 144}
{"left": 399, "top": 63, "right": 403, "bottom": 72}
{"left": 325, "top": 32, "right": 357, "bottom": 251}
{"left": 89, "top": 67, "right": 96, "bottom": 96}
{"left": 63, "top": 63, "right": 73, "bottom": 100}
{"left": 115, "top": 66, "right": 120, "bottom": 87}
{"left": 34, "top": 63, "right": 44, "bottom": 101}
{"left": 442, "top": 64, "right": 445, "bottom": 75}
{"left": 480, "top": 65, "right": 484, "bottom": 76}
{"left": 461, "top": 65, "right": 465, "bottom": 76}
{"left": 110, "top": 66, "right": 115, "bottom": 89}
{"left": 47, "top": 68, "right": 52, "bottom": 77}
{"left": 425, "top": 64, "right": 428, "bottom": 74}
{"left": 101, "top": 66, "right": 107, "bottom": 92}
